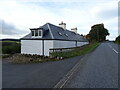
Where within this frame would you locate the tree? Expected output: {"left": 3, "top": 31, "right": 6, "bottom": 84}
{"left": 87, "top": 23, "right": 109, "bottom": 42}
{"left": 115, "top": 35, "right": 120, "bottom": 45}
{"left": 80, "top": 34, "right": 83, "bottom": 36}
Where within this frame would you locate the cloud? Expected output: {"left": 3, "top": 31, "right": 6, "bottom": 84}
{"left": 0, "top": 19, "right": 29, "bottom": 35}
{"left": 97, "top": 8, "right": 117, "bottom": 20}
{"left": 0, "top": 0, "right": 119, "bottom": 40}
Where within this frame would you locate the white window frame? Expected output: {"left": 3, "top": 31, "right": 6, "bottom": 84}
{"left": 32, "top": 30, "right": 35, "bottom": 36}
{"left": 32, "top": 29, "right": 43, "bottom": 38}
{"left": 38, "top": 30, "right": 42, "bottom": 36}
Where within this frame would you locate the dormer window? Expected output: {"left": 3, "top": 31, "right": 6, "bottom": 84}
{"left": 31, "top": 29, "right": 42, "bottom": 38}
{"left": 39, "top": 30, "right": 42, "bottom": 36}
{"left": 35, "top": 30, "right": 38, "bottom": 36}
{"left": 32, "top": 30, "right": 35, "bottom": 36}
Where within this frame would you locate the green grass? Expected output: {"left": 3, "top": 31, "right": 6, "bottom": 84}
{"left": 1, "top": 54, "right": 12, "bottom": 59}
{"left": 4, "top": 42, "right": 100, "bottom": 64}
{"left": 51, "top": 42, "right": 100, "bottom": 59}
{"left": 114, "top": 41, "right": 120, "bottom": 45}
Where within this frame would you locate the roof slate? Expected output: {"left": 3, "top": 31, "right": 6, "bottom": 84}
{"left": 21, "top": 23, "right": 87, "bottom": 42}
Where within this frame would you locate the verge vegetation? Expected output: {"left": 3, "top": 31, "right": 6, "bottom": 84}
{"left": 2, "top": 41, "right": 21, "bottom": 54}
{"left": 10, "top": 42, "right": 100, "bottom": 64}
{"left": 51, "top": 42, "right": 100, "bottom": 58}
{"left": 114, "top": 35, "right": 120, "bottom": 45}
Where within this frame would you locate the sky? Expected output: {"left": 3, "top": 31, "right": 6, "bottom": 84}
{"left": 0, "top": 0, "right": 119, "bottom": 40}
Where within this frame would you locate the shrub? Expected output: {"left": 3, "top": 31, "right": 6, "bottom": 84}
{"left": 2, "top": 41, "right": 21, "bottom": 54}
{"left": 11, "top": 54, "right": 57, "bottom": 64}
{"left": 115, "top": 35, "right": 120, "bottom": 45}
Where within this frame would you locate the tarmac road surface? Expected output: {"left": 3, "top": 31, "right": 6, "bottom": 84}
{"left": 64, "top": 42, "right": 118, "bottom": 88}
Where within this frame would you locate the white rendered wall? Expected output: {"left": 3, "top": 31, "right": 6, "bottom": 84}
{"left": 77, "top": 42, "right": 89, "bottom": 47}
{"left": 21, "top": 40, "right": 42, "bottom": 55}
{"left": 21, "top": 40, "right": 89, "bottom": 56}
{"left": 44, "top": 40, "right": 53, "bottom": 56}
{"left": 53, "top": 40, "right": 88, "bottom": 48}
{"left": 53, "top": 40, "right": 76, "bottom": 48}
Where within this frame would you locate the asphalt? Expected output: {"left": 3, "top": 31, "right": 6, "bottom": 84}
{"left": 2, "top": 42, "right": 119, "bottom": 88}
{"left": 2, "top": 54, "right": 84, "bottom": 88}
{"left": 64, "top": 42, "right": 118, "bottom": 88}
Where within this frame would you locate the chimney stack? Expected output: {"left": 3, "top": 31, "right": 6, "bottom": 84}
{"left": 59, "top": 21, "right": 66, "bottom": 30}
{"left": 71, "top": 27, "right": 77, "bottom": 33}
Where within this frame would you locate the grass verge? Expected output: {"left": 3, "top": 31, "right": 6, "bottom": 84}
{"left": 7, "top": 42, "right": 100, "bottom": 64}
{"left": 114, "top": 41, "right": 120, "bottom": 45}
{"left": 1, "top": 54, "right": 12, "bottom": 59}
{"left": 51, "top": 42, "right": 100, "bottom": 59}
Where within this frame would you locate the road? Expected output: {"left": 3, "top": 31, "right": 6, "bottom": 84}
{"left": 2, "top": 54, "right": 84, "bottom": 88}
{"left": 63, "top": 42, "right": 118, "bottom": 88}
{"left": 2, "top": 42, "right": 118, "bottom": 88}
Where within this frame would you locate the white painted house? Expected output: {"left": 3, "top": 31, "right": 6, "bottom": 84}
{"left": 21, "top": 22, "right": 89, "bottom": 56}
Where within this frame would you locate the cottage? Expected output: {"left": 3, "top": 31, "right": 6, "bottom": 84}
{"left": 21, "top": 22, "right": 89, "bottom": 56}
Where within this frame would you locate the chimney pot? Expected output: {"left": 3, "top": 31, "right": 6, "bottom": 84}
{"left": 71, "top": 27, "right": 77, "bottom": 33}
{"left": 59, "top": 21, "right": 66, "bottom": 30}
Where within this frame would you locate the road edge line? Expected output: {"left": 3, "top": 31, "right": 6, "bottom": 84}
{"left": 53, "top": 54, "right": 89, "bottom": 88}
{"left": 108, "top": 43, "right": 118, "bottom": 54}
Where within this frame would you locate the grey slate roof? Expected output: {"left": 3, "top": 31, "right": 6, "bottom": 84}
{"left": 21, "top": 23, "right": 87, "bottom": 42}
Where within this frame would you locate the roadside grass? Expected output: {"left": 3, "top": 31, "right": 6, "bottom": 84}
{"left": 51, "top": 42, "right": 100, "bottom": 59}
{"left": 114, "top": 41, "right": 120, "bottom": 45}
{"left": 0, "top": 41, "right": 20, "bottom": 43}
{"left": 3, "top": 42, "right": 100, "bottom": 64}
{"left": 1, "top": 54, "right": 12, "bottom": 58}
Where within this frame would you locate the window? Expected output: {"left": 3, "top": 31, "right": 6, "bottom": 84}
{"left": 32, "top": 30, "right": 34, "bottom": 36}
{"left": 58, "top": 32, "right": 62, "bottom": 36}
{"left": 65, "top": 34, "right": 68, "bottom": 37}
{"left": 31, "top": 29, "right": 42, "bottom": 37}
{"left": 39, "top": 30, "right": 42, "bottom": 36}
{"left": 35, "top": 30, "right": 38, "bottom": 36}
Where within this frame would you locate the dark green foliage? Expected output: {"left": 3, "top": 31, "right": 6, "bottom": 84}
{"left": 2, "top": 41, "right": 21, "bottom": 54}
{"left": 87, "top": 24, "right": 109, "bottom": 42}
{"left": 115, "top": 35, "right": 120, "bottom": 45}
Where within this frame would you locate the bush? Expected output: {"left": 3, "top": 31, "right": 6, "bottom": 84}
{"left": 2, "top": 41, "right": 21, "bottom": 54}
{"left": 115, "top": 35, "right": 120, "bottom": 45}
{"left": 11, "top": 54, "right": 57, "bottom": 64}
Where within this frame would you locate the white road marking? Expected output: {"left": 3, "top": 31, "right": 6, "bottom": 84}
{"left": 108, "top": 43, "right": 118, "bottom": 54}
{"left": 112, "top": 48, "right": 118, "bottom": 54}
{"left": 54, "top": 54, "right": 89, "bottom": 88}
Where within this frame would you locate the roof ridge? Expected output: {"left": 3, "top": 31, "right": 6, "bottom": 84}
{"left": 47, "top": 23, "right": 54, "bottom": 39}
{"left": 46, "top": 23, "right": 79, "bottom": 34}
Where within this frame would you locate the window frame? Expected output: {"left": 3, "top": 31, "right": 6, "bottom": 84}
{"left": 38, "top": 30, "right": 42, "bottom": 36}
{"left": 32, "top": 30, "right": 35, "bottom": 36}
{"left": 35, "top": 30, "right": 38, "bottom": 36}
{"left": 31, "top": 29, "right": 42, "bottom": 38}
